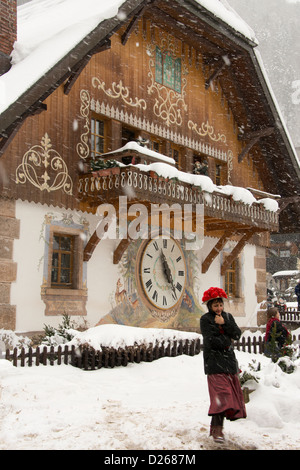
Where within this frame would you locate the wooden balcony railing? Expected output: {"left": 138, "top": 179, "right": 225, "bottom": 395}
{"left": 78, "top": 166, "right": 279, "bottom": 232}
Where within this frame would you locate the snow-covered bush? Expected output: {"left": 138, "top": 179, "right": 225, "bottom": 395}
{"left": 0, "top": 329, "right": 31, "bottom": 349}
{"left": 40, "top": 315, "right": 77, "bottom": 346}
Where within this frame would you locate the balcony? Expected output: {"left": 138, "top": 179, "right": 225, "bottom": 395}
{"left": 78, "top": 165, "right": 279, "bottom": 233}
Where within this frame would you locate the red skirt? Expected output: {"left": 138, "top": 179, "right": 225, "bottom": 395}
{"left": 207, "top": 373, "right": 247, "bottom": 420}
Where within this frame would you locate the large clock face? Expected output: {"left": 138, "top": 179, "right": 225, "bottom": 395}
{"left": 138, "top": 236, "right": 187, "bottom": 311}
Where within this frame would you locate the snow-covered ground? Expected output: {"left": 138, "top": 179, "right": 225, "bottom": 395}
{"left": 0, "top": 325, "right": 300, "bottom": 450}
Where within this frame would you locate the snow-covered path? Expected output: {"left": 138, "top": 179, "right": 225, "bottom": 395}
{"left": 0, "top": 349, "right": 300, "bottom": 450}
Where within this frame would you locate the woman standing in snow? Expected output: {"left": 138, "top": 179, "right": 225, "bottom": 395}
{"left": 200, "top": 287, "right": 246, "bottom": 443}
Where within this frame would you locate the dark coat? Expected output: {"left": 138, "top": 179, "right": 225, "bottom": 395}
{"left": 200, "top": 310, "right": 241, "bottom": 375}
{"left": 265, "top": 317, "right": 289, "bottom": 348}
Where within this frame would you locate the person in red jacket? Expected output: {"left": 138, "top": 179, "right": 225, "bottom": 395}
{"left": 200, "top": 287, "right": 246, "bottom": 443}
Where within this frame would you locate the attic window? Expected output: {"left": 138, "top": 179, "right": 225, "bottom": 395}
{"left": 155, "top": 47, "right": 181, "bottom": 93}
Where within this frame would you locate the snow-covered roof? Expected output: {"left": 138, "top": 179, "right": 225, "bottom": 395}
{"left": 0, "top": 0, "right": 125, "bottom": 114}
{"left": 0, "top": 0, "right": 257, "bottom": 115}
{"left": 0, "top": 0, "right": 298, "bottom": 191}
{"left": 102, "top": 141, "right": 176, "bottom": 166}
{"left": 272, "top": 270, "right": 300, "bottom": 278}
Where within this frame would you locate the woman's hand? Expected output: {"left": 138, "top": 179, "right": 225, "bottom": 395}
{"left": 215, "top": 314, "right": 225, "bottom": 325}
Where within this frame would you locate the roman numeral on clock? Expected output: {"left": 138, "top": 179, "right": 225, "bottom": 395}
{"left": 152, "top": 290, "right": 158, "bottom": 302}
{"left": 176, "top": 282, "right": 182, "bottom": 292}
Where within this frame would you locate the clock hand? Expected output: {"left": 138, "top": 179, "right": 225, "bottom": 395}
{"left": 161, "top": 250, "right": 177, "bottom": 298}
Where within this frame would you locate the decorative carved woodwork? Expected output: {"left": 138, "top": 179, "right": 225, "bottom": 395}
{"left": 78, "top": 166, "right": 279, "bottom": 233}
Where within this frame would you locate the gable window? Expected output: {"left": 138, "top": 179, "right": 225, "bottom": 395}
{"left": 91, "top": 117, "right": 106, "bottom": 159}
{"left": 155, "top": 46, "right": 182, "bottom": 93}
{"left": 51, "top": 234, "right": 74, "bottom": 288}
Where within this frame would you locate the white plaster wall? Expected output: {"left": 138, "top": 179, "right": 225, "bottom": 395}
{"left": 11, "top": 200, "right": 123, "bottom": 332}
{"left": 11, "top": 200, "right": 261, "bottom": 332}
{"left": 12, "top": 201, "right": 51, "bottom": 332}
{"left": 194, "top": 237, "right": 259, "bottom": 328}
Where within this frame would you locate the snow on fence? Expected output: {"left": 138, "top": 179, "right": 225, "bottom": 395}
{"left": 5, "top": 334, "right": 300, "bottom": 369}
{"left": 281, "top": 308, "right": 300, "bottom": 323}
{"left": 5, "top": 339, "right": 200, "bottom": 369}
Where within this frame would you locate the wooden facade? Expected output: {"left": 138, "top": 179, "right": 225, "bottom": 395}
{"left": 0, "top": 0, "right": 299, "bottom": 332}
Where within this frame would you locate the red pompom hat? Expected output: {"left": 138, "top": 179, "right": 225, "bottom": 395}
{"left": 202, "top": 287, "right": 227, "bottom": 303}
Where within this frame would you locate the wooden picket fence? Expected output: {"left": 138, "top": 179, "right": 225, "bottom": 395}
{"left": 281, "top": 307, "right": 300, "bottom": 323}
{"left": 5, "top": 333, "right": 300, "bottom": 370}
{"left": 4, "top": 338, "right": 201, "bottom": 370}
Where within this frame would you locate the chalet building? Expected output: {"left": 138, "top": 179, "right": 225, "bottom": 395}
{"left": 0, "top": 0, "right": 299, "bottom": 334}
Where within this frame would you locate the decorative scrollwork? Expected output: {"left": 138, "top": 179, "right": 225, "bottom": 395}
{"left": 92, "top": 77, "right": 146, "bottom": 110}
{"left": 76, "top": 89, "right": 90, "bottom": 160}
{"left": 227, "top": 150, "right": 234, "bottom": 184}
{"left": 16, "top": 133, "right": 73, "bottom": 195}
{"left": 147, "top": 41, "right": 188, "bottom": 127}
{"left": 188, "top": 120, "right": 227, "bottom": 143}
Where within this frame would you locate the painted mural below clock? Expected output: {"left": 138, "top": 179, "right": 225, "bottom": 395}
{"left": 96, "top": 238, "right": 204, "bottom": 331}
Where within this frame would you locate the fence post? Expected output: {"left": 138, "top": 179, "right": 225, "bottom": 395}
{"left": 64, "top": 345, "right": 69, "bottom": 365}
{"left": 253, "top": 337, "right": 257, "bottom": 354}
{"left": 13, "top": 347, "right": 18, "bottom": 367}
{"left": 28, "top": 347, "right": 33, "bottom": 367}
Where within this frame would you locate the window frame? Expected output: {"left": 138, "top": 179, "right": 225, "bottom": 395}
{"left": 46, "top": 225, "right": 85, "bottom": 292}
{"left": 224, "top": 256, "right": 240, "bottom": 299}
{"left": 91, "top": 115, "right": 107, "bottom": 159}
{"left": 51, "top": 234, "right": 74, "bottom": 289}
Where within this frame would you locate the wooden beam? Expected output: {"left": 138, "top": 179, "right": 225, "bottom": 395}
{"left": 148, "top": 7, "right": 226, "bottom": 56}
{"left": 205, "top": 56, "right": 229, "bottom": 90}
{"left": 113, "top": 238, "right": 132, "bottom": 264}
{"left": 83, "top": 230, "right": 102, "bottom": 262}
{"left": 64, "top": 39, "right": 111, "bottom": 95}
{"left": 121, "top": 0, "right": 152, "bottom": 45}
{"left": 202, "top": 230, "right": 233, "bottom": 273}
{"left": 238, "top": 127, "right": 274, "bottom": 163}
{"left": 238, "top": 127, "right": 275, "bottom": 142}
{"left": 0, "top": 102, "right": 47, "bottom": 156}
{"left": 278, "top": 195, "right": 300, "bottom": 213}
{"left": 220, "top": 231, "right": 253, "bottom": 276}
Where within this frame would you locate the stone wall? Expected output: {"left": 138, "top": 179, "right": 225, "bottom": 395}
{"left": 0, "top": 197, "right": 19, "bottom": 330}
